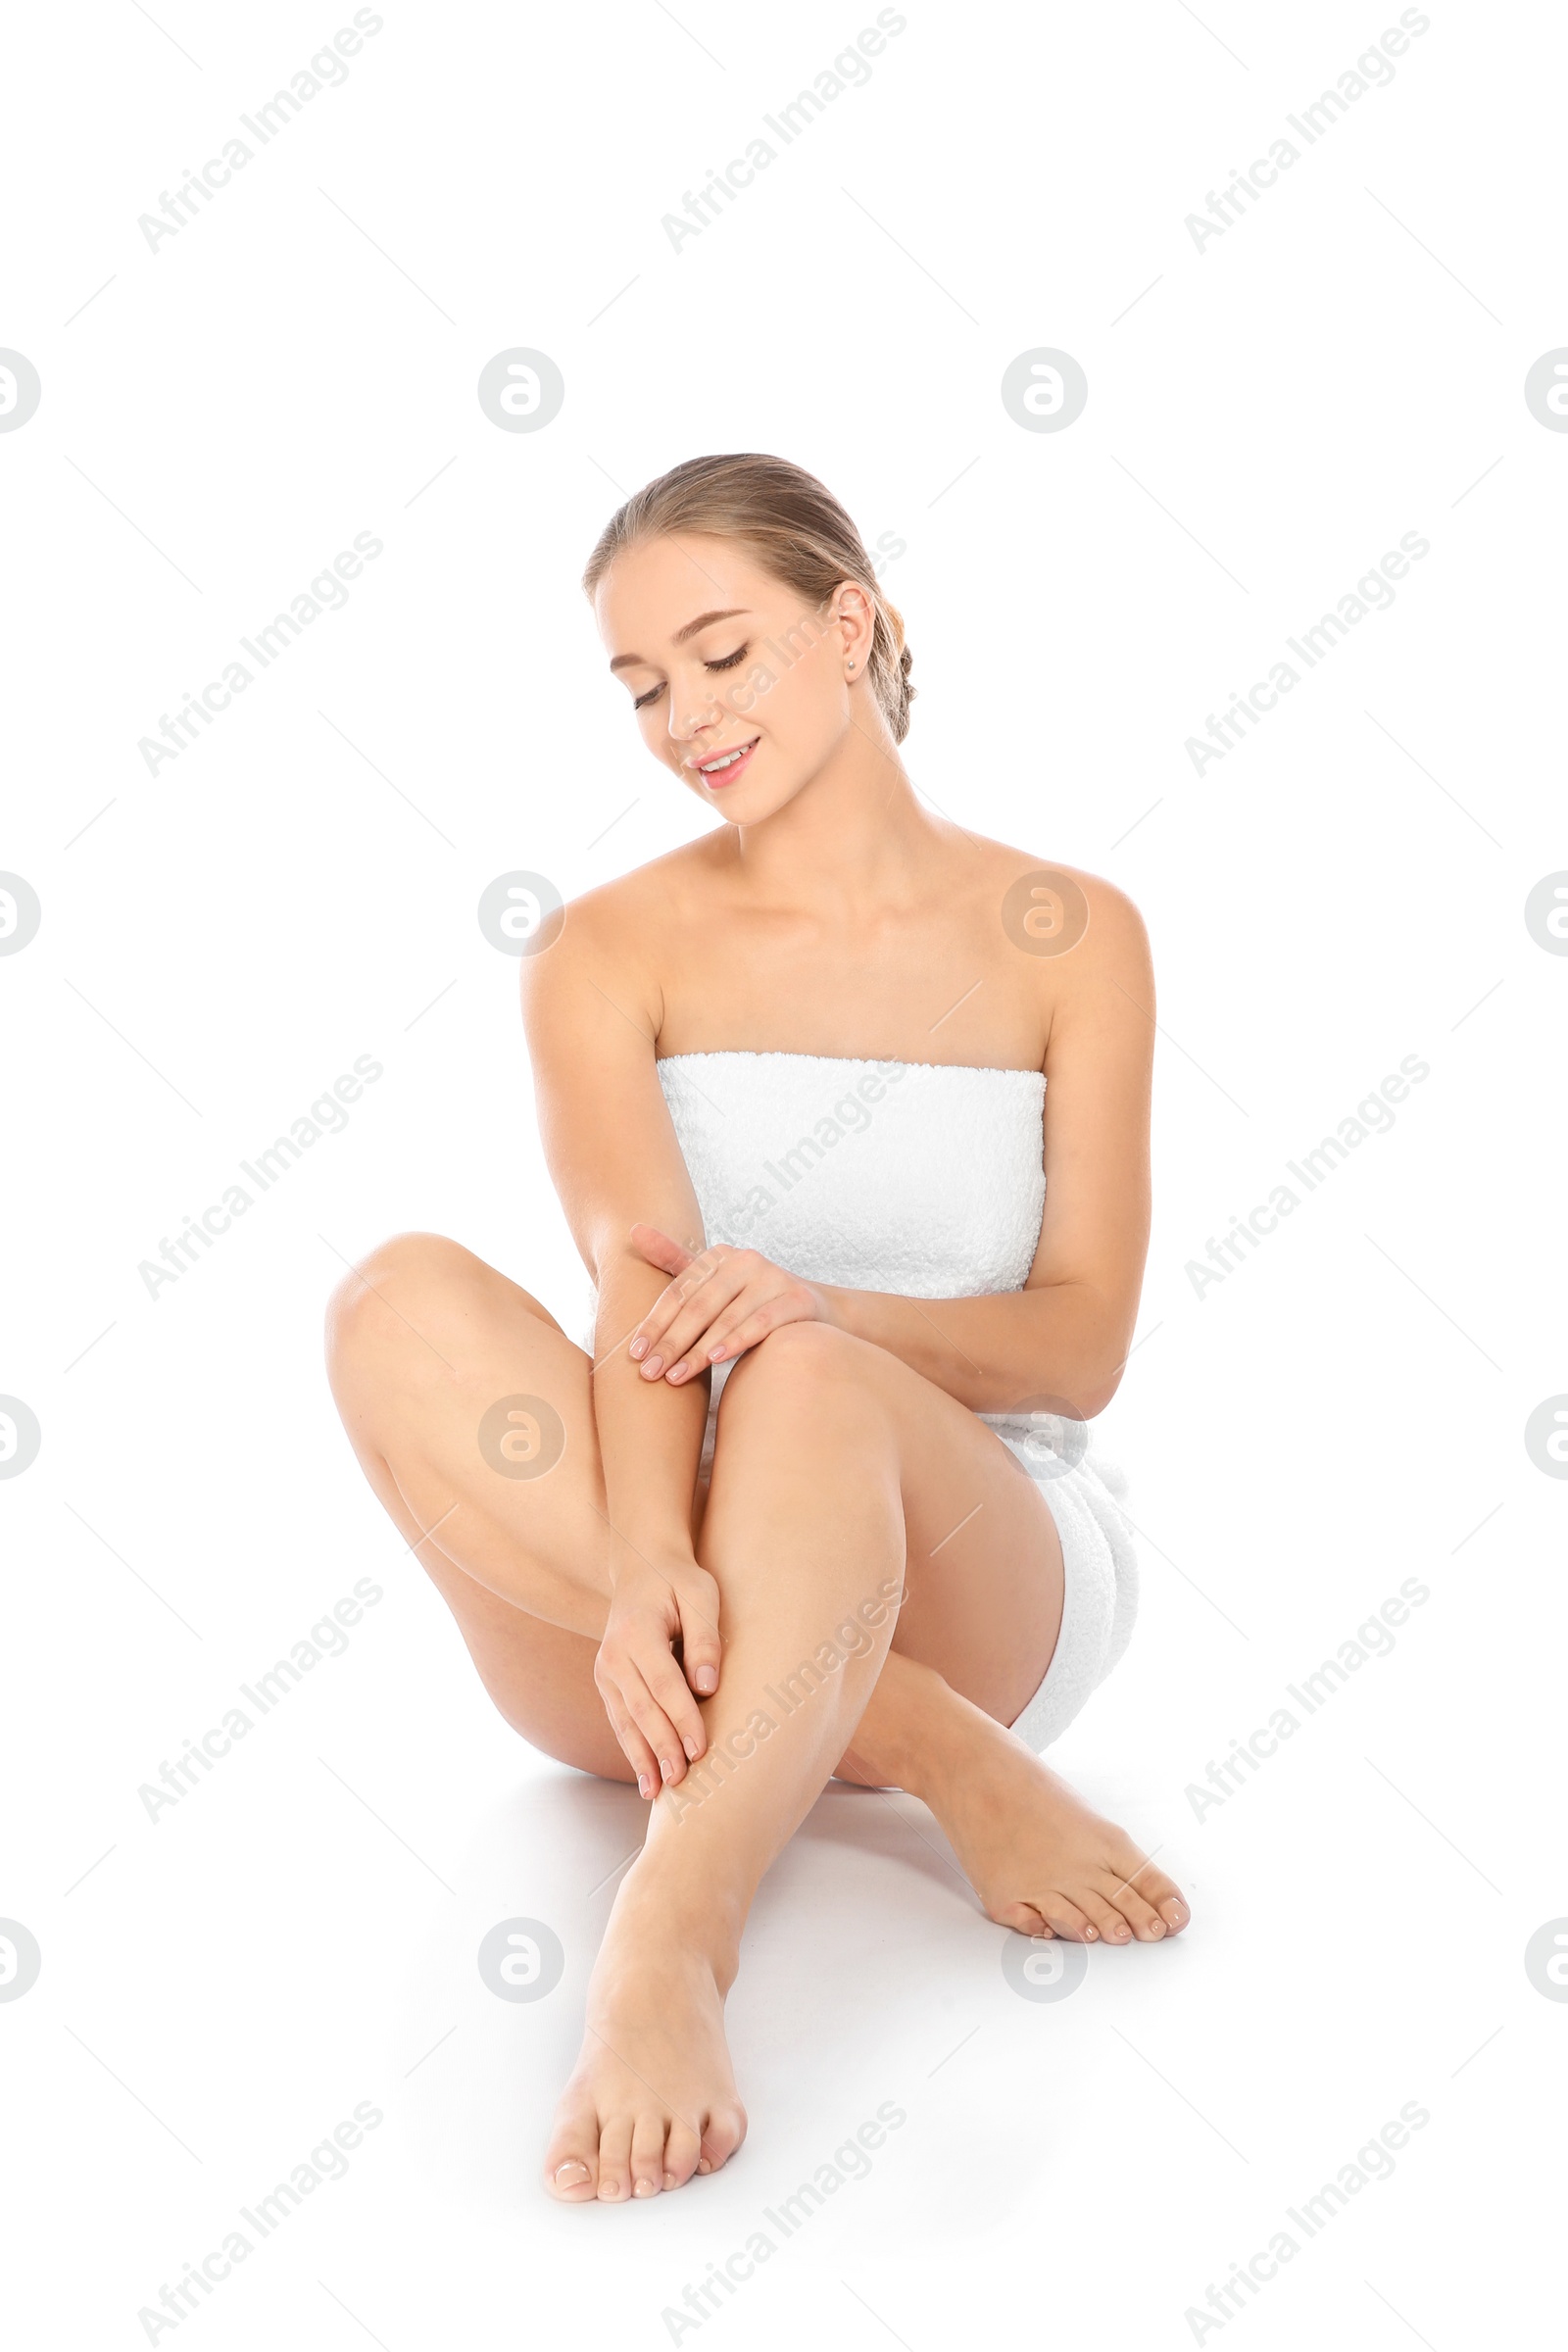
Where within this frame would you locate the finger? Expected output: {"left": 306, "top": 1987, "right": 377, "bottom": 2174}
{"left": 602, "top": 1695, "right": 662, "bottom": 1799}
{"left": 673, "top": 1578, "right": 723, "bottom": 1698}
{"left": 631, "top": 1255, "right": 725, "bottom": 1365}
{"left": 618, "top": 1666, "right": 689, "bottom": 1788}
{"left": 644, "top": 1648, "right": 709, "bottom": 1759}
{"left": 628, "top": 1269, "right": 691, "bottom": 1362}
{"left": 629, "top": 1223, "right": 696, "bottom": 1276}
{"left": 645, "top": 1266, "right": 750, "bottom": 1381}
{"left": 702, "top": 1298, "right": 793, "bottom": 1363}
{"left": 695, "top": 1297, "right": 784, "bottom": 1365}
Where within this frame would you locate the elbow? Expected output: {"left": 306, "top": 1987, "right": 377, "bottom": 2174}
{"left": 1071, "top": 1365, "right": 1125, "bottom": 1421}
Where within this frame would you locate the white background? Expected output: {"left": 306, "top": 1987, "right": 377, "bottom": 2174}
{"left": 3, "top": 0, "right": 1564, "bottom": 2344}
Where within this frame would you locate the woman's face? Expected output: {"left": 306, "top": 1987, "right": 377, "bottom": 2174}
{"left": 595, "top": 532, "right": 877, "bottom": 822}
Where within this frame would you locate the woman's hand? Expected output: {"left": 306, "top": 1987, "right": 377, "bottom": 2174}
{"left": 595, "top": 1550, "right": 723, "bottom": 1798}
{"left": 626, "top": 1224, "right": 832, "bottom": 1383}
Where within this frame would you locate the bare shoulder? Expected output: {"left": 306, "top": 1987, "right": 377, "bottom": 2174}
{"left": 518, "top": 837, "right": 725, "bottom": 1036}
{"left": 957, "top": 829, "right": 1152, "bottom": 985}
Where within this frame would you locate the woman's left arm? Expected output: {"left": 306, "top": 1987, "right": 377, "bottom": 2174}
{"left": 630, "top": 876, "right": 1154, "bottom": 1419}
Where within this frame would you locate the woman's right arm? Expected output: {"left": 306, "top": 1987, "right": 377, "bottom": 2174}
{"left": 518, "top": 886, "right": 722, "bottom": 1794}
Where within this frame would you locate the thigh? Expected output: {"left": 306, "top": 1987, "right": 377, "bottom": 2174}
{"left": 326, "top": 1233, "right": 634, "bottom": 1780}
{"left": 710, "top": 1327, "right": 1064, "bottom": 1730}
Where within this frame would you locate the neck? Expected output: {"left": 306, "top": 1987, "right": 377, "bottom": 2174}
{"left": 728, "top": 728, "right": 956, "bottom": 906}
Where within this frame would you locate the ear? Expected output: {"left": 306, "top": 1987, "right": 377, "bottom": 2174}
{"left": 831, "top": 581, "right": 877, "bottom": 674}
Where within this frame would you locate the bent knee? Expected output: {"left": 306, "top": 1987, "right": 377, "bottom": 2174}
{"left": 324, "top": 1231, "right": 489, "bottom": 1365}
{"left": 720, "top": 1320, "right": 877, "bottom": 1412}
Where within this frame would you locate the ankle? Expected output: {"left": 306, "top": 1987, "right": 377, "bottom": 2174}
{"left": 612, "top": 1858, "right": 744, "bottom": 1988}
{"left": 855, "top": 1658, "right": 995, "bottom": 1803}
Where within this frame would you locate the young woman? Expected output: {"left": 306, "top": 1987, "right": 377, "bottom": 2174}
{"left": 325, "top": 453, "right": 1189, "bottom": 2207}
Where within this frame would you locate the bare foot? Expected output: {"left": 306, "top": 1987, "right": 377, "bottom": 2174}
{"left": 921, "top": 1713, "right": 1190, "bottom": 1946}
{"left": 544, "top": 1873, "right": 748, "bottom": 2202}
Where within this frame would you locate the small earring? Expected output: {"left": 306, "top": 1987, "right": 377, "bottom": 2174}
{"left": 847, "top": 660, "right": 855, "bottom": 671}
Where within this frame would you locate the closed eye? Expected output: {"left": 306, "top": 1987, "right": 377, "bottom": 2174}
{"left": 632, "top": 644, "right": 749, "bottom": 711}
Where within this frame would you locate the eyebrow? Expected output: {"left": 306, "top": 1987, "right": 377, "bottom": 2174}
{"left": 609, "top": 608, "right": 751, "bottom": 673}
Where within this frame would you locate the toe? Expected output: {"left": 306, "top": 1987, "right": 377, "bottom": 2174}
{"left": 698, "top": 2102, "right": 747, "bottom": 2176}
{"left": 595, "top": 2118, "right": 633, "bottom": 2202}
{"left": 1106, "top": 1840, "right": 1189, "bottom": 1934}
{"left": 630, "top": 2109, "right": 668, "bottom": 2199}
{"left": 544, "top": 2105, "right": 600, "bottom": 2202}
{"left": 1033, "top": 1893, "right": 1099, "bottom": 1943}
{"left": 663, "top": 2120, "right": 703, "bottom": 2190}
{"left": 1077, "top": 1890, "right": 1133, "bottom": 1945}
{"left": 994, "top": 1899, "right": 1051, "bottom": 1937}
{"left": 1098, "top": 1874, "right": 1165, "bottom": 1941}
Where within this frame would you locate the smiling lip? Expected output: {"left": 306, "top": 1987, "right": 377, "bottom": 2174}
{"left": 687, "top": 736, "right": 760, "bottom": 788}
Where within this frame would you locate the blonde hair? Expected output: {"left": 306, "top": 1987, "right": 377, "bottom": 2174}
{"left": 582, "top": 452, "right": 915, "bottom": 744}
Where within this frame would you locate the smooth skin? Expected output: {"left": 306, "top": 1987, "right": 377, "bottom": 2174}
{"left": 325, "top": 528, "right": 1188, "bottom": 2206}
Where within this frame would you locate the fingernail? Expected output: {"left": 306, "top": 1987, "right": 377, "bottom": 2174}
{"left": 638, "top": 1774, "right": 653, "bottom": 1798}
{"left": 667, "top": 1362, "right": 687, "bottom": 1383}
{"left": 630, "top": 1338, "right": 647, "bottom": 1359}
{"left": 684, "top": 1737, "right": 700, "bottom": 1760}
{"left": 695, "top": 1667, "right": 717, "bottom": 1694}
{"left": 643, "top": 1356, "right": 662, "bottom": 1378}
{"left": 554, "top": 2160, "right": 589, "bottom": 2185}
{"left": 707, "top": 1348, "right": 725, "bottom": 1363}
{"left": 660, "top": 1758, "right": 676, "bottom": 1783}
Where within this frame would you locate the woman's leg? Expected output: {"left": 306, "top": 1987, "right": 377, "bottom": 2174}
{"left": 326, "top": 1241, "right": 1185, "bottom": 2204}
{"left": 836, "top": 1651, "right": 1188, "bottom": 1950}
{"left": 540, "top": 1319, "right": 1186, "bottom": 2203}
{"left": 325, "top": 1232, "right": 631, "bottom": 1776}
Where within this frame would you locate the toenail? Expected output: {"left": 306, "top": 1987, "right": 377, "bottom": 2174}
{"left": 663, "top": 2171, "right": 679, "bottom": 2189}
{"left": 634, "top": 2178, "right": 659, "bottom": 2197}
{"left": 1150, "top": 1922, "right": 1165, "bottom": 1937}
{"left": 697, "top": 2158, "right": 711, "bottom": 2174}
{"left": 554, "top": 2161, "right": 590, "bottom": 2185}
{"left": 1083, "top": 1926, "right": 1097, "bottom": 1939}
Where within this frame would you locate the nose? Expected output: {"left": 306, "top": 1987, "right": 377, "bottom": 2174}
{"left": 667, "top": 681, "right": 722, "bottom": 754}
